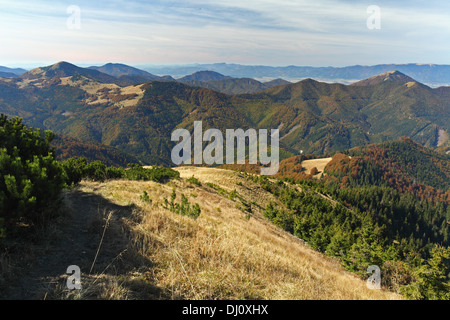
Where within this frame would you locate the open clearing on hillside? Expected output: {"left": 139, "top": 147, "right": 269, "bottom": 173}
{"left": 59, "top": 76, "right": 145, "bottom": 107}
{"left": 438, "top": 129, "right": 448, "bottom": 147}
{"left": 1, "top": 167, "right": 400, "bottom": 300}
{"left": 301, "top": 158, "right": 333, "bottom": 178}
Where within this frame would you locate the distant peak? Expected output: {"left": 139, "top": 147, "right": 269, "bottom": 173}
{"left": 295, "top": 78, "right": 323, "bottom": 86}
{"left": 44, "top": 61, "right": 80, "bottom": 72}
{"left": 102, "top": 63, "right": 128, "bottom": 67}
{"left": 379, "top": 70, "right": 406, "bottom": 76}
{"left": 52, "top": 61, "right": 74, "bottom": 67}
{"left": 20, "top": 61, "right": 80, "bottom": 79}
{"left": 191, "top": 70, "right": 226, "bottom": 77}
{"left": 179, "top": 70, "right": 231, "bottom": 82}
{"left": 352, "top": 70, "right": 417, "bottom": 86}
{"left": 372, "top": 70, "right": 409, "bottom": 79}
{"left": 301, "top": 78, "right": 319, "bottom": 83}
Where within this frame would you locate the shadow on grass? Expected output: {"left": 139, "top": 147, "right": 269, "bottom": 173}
{"left": 0, "top": 188, "right": 168, "bottom": 300}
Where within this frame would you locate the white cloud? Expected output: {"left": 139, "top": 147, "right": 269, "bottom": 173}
{"left": 0, "top": 0, "right": 449, "bottom": 66}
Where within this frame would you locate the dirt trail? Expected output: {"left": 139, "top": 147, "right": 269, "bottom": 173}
{"left": 2, "top": 190, "right": 133, "bottom": 300}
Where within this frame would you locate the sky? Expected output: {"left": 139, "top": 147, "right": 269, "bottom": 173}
{"left": 0, "top": 0, "right": 449, "bottom": 68}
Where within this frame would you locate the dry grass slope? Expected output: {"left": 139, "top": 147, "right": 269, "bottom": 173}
{"left": 1, "top": 166, "right": 400, "bottom": 300}
{"left": 65, "top": 166, "right": 400, "bottom": 300}
{"left": 301, "top": 158, "right": 333, "bottom": 178}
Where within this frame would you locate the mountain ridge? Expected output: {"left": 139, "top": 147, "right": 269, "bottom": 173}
{"left": 21, "top": 61, "right": 118, "bottom": 84}
{"left": 144, "top": 63, "right": 450, "bottom": 86}
{"left": 351, "top": 70, "right": 417, "bottom": 86}
{"left": 0, "top": 61, "right": 448, "bottom": 165}
{"left": 178, "top": 70, "right": 232, "bottom": 82}
{"left": 0, "top": 66, "right": 27, "bottom": 76}
{"left": 89, "top": 63, "right": 163, "bottom": 81}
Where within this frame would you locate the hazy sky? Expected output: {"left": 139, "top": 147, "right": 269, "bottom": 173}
{"left": 1, "top": 0, "right": 449, "bottom": 68}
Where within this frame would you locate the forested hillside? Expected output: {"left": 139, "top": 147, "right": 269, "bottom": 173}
{"left": 324, "top": 138, "right": 450, "bottom": 202}
{"left": 259, "top": 172, "right": 449, "bottom": 299}
{"left": 228, "top": 138, "right": 449, "bottom": 299}
{"left": 223, "top": 136, "right": 450, "bottom": 299}
{"left": 51, "top": 135, "right": 141, "bottom": 167}
{"left": 1, "top": 63, "right": 449, "bottom": 166}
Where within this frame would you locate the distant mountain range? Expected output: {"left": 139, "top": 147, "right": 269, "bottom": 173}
{"left": 86, "top": 64, "right": 293, "bottom": 94}
{"left": 1, "top": 62, "right": 293, "bottom": 95}
{"left": 177, "top": 72, "right": 292, "bottom": 95}
{"left": 89, "top": 63, "right": 176, "bottom": 84}
{"left": 0, "top": 66, "right": 27, "bottom": 78}
{"left": 142, "top": 63, "right": 450, "bottom": 87}
{"left": 0, "top": 61, "right": 448, "bottom": 165}
{"left": 178, "top": 70, "right": 231, "bottom": 82}
{"left": 4, "top": 62, "right": 450, "bottom": 87}
{"left": 0, "top": 71, "right": 17, "bottom": 78}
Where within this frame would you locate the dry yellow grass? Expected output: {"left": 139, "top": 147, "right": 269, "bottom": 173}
{"left": 74, "top": 167, "right": 401, "bottom": 300}
{"left": 437, "top": 129, "right": 448, "bottom": 147}
{"left": 301, "top": 158, "right": 333, "bottom": 178}
{"left": 59, "top": 76, "right": 145, "bottom": 107}
{"left": 59, "top": 76, "right": 120, "bottom": 95}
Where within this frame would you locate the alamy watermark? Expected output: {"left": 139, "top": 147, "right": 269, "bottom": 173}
{"left": 171, "top": 121, "right": 279, "bottom": 175}
{"left": 67, "top": 5, "right": 81, "bottom": 30}
{"left": 66, "top": 265, "right": 82, "bottom": 290}
{"left": 366, "top": 265, "right": 381, "bottom": 290}
{"left": 367, "top": 5, "right": 381, "bottom": 30}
